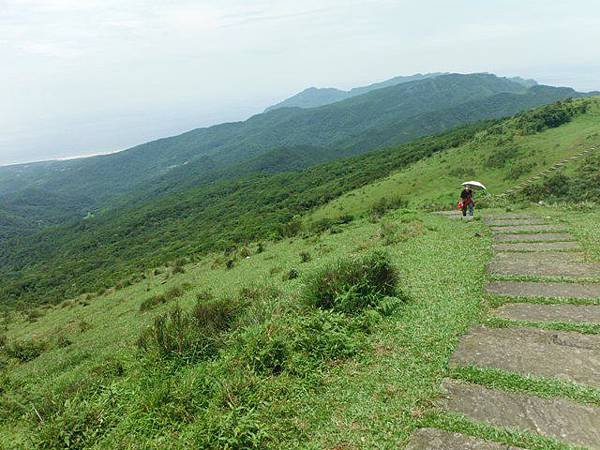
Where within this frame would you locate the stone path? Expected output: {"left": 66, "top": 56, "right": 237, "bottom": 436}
{"left": 490, "top": 224, "right": 567, "bottom": 234}
{"left": 495, "top": 303, "right": 600, "bottom": 324}
{"left": 493, "top": 232, "right": 574, "bottom": 242}
{"left": 493, "top": 241, "right": 580, "bottom": 252}
{"left": 409, "top": 212, "right": 600, "bottom": 449}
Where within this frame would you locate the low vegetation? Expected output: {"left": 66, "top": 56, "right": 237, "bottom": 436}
{"left": 0, "top": 209, "right": 493, "bottom": 448}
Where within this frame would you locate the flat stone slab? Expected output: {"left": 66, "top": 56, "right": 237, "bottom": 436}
{"left": 491, "top": 225, "right": 567, "bottom": 234}
{"left": 486, "top": 219, "right": 549, "bottom": 226}
{"left": 485, "top": 213, "right": 536, "bottom": 220}
{"left": 439, "top": 379, "right": 600, "bottom": 449}
{"left": 449, "top": 326, "right": 600, "bottom": 388}
{"left": 495, "top": 303, "right": 600, "bottom": 324}
{"left": 488, "top": 254, "right": 600, "bottom": 278}
{"left": 494, "top": 233, "right": 574, "bottom": 243}
{"left": 493, "top": 252, "right": 585, "bottom": 263}
{"left": 485, "top": 280, "right": 600, "bottom": 299}
{"left": 406, "top": 428, "right": 522, "bottom": 450}
{"left": 493, "top": 241, "right": 580, "bottom": 252}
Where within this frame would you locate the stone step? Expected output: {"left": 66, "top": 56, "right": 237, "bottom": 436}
{"left": 485, "top": 280, "right": 600, "bottom": 299}
{"left": 488, "top": 254, "right": 600, "bottom": 278}
{"left": 406, "top": 428, "right": 523, "bottom": 449}
{"left": 490, "top": 225, "right": 567, "bottom": 234}
{"left": 485, "top": 213, "right": 536, "bottom": 220}
{"left": 495, "top": 303, "right": 600, "bottom": 324}
{"left": 449, "top": 326, "right": 600, "bottom": 388}
{"left": 493, "top": 233, "right": 574, "bottom": 243}
{"left": 484, "top": 219, "right": 548, "bottom": 226}
{"left": 439, "top": 379, "right": 600, "bottom": 449}
{"left": 492, "top": 251, "right": 584, "bottom": 263}
{"left": 493, "top": 241, "right": 580, "bottom": 252}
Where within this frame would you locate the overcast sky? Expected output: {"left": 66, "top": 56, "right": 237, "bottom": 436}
{"left": 1, "top": 0, "right": 600, "bottom": 166}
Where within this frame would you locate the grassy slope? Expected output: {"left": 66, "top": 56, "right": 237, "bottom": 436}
{"left": 3, "top": 102, "right": 600, "bottom": 447}
{"left": 309, "top": 98, "right": 600, "bottom": 222}
{"left": 0, "top": 211, "right": 491, "bottom": 448}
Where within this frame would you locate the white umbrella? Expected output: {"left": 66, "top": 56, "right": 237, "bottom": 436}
{"left": 462, "top": 181, "right": 486, "bottom": 190}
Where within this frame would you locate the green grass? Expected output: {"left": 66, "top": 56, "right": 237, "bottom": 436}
{"left": 421, "top": 411, "right": 582, "bottom": 450}
{"left": 487, "top": 294, "right": 600, "bottom": 308}
{"left": 0, "top": 210, "right": 492, "bottom": 448}
{"left": 485, "top": 316, "right": 600, "bottom": 335}
{"left": 450, "top": 366, "right": 600, "bottom": 407}
{"left": 308, "top": 99, "right": 600, "bottom": 222}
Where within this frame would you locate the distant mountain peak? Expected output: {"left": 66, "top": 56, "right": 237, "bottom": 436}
{"left": 265, "top": 72, "right": 448, "bottom": 112}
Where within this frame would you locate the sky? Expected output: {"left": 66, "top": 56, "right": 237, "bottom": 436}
{"left": 1, "top": 0, "right": 600, "bottom": 166}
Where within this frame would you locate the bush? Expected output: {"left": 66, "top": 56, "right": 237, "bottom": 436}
{"left": 299, "top": 251, "right": 311, "bottom": 263}
{"left": 303, "top": 250, "right": 400, "bottom": 314}
{"left": 504, "top": 161, "right": 535, "bottom": 180}
{"left": 282, "top": 269, "right": 299, "bottom": 281}
{"left": 3, "top": 338, "right": 48, "bottom": 362}
{"left": 137, "top": 299, "right": 241, "bottom": 362}
{"left": 484, "top": 147, "right": 520, "bottom": 168}
{"left": 140, "top": 294, "right": 167, "bottom": 312}
{"left": 55, "top": 334, "right": 72, "bottom": 349}
{"left": 279, "top": 219, "right": 303, "bottom": 238}
{"left": 369, "top": 196, "right": 408, "bottom": 221}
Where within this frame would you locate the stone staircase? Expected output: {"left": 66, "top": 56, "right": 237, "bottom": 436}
{"left": 407, "top": 213, "right": 600, "bottom": 449}
{"left": 495, "top": 146, "right": 597, "bottom": 199}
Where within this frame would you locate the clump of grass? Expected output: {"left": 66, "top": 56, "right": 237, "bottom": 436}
{"left": 55, "top": 334, "right": 72, "bottom": 349}
{"left": 299, "top": 251, "right": 311, "bottom": 263}
{"left": 368, "top": 196, "right": 408, "bottom": 221}
{"left": 24, "top": 308, "right": 45, "bottom": 323}
{"left": 137, "top": 298, "right": 241, "bottom": 362}
{"left": 378, "top": 220, "right": 425, "bottom": 245}
{"left": 78, "top": 321, "right": 92, "bottom": 333}
{"left": 282, "top": 268, "right": 299, "bottom": 281}
{"left": 236, "top": 310, "right": 363, "bottom": 377}
{"left": 139, "top": 285, "right": 187, "bottom": 312}
{"left": 3, "top": 338, "right": 49, "bottom": 362}
{"left": 303, "top": 250, "right": 401, "bottom": 314}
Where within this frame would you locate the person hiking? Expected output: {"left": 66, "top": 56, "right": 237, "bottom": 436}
{"left": 460, "top": 186, "right": 474, "bottom": 217}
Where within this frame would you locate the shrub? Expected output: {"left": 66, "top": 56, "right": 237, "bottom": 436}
{"left": 25, "top": 308, "right": 44, "bottom": 323}
{"left": 293, "top": 310, "right": 362, "bottom": 362}
{"left": 78, "top": 321, "right": 92, "bottom": 333}
{"left": 140, "top": 294, "right": 167, "bottom": 312}
{"left": 303, "top": 250, "right": 400, "bottom": 314}
{"left": 55, "top": 334, "right": 72, "bottom": 348}
{"left": 35, "top": 395, "right": 113, "bottom": 450}
{"left": 369, "top": 196, "right": 408, "bottom": 221}
{"left": 485, "top": 147, "right": 520, "bottom": 168}
{"left": 137, "top": 299, "right": 240, "bottom": 362}
{"left": 3, "top": 338, "right": 48, "bottom": 362}
{"left": 504, "top": 161, "right": 535, "bottom": 180}
{"left": 282, "top": 269, "right": 299, "bottom": 281}
{"left": 299, "top": 251, "right": 311, "bottom": 263}
{"left": 226, "top": 259, "right": 235, "bottom": 270}
{"left": 279, "top": 219, "right": 303, "bottom": 238}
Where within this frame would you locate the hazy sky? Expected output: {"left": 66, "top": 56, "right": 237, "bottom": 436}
{"left": 2, "top": 0, "right": 600, "bottom": 166}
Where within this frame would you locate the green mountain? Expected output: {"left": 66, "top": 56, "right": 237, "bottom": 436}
{"left": 0, "top": 74, "right": 583, "bottom": 228}
{"left": 1, "top": 97, "right": 598, "bottom": 308}
{"left": 1, "top": 96, "right": 600, "bottom": 449}
{"left": 264, "top": 72, "right": 447, "bottom": 111}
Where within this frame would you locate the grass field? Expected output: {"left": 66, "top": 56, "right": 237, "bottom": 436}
{"left": 0, "top": 210, "right": 493, "bottom": 448}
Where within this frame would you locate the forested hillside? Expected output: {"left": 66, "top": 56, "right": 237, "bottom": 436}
{"left": 1, "top": 98, "right": 597, "bottom": 309}
{"left": 0, "top": 74, "right": 587, "bottom": 237}
{"left": 264, "top": 72, "right": 445, "bottom": 111}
